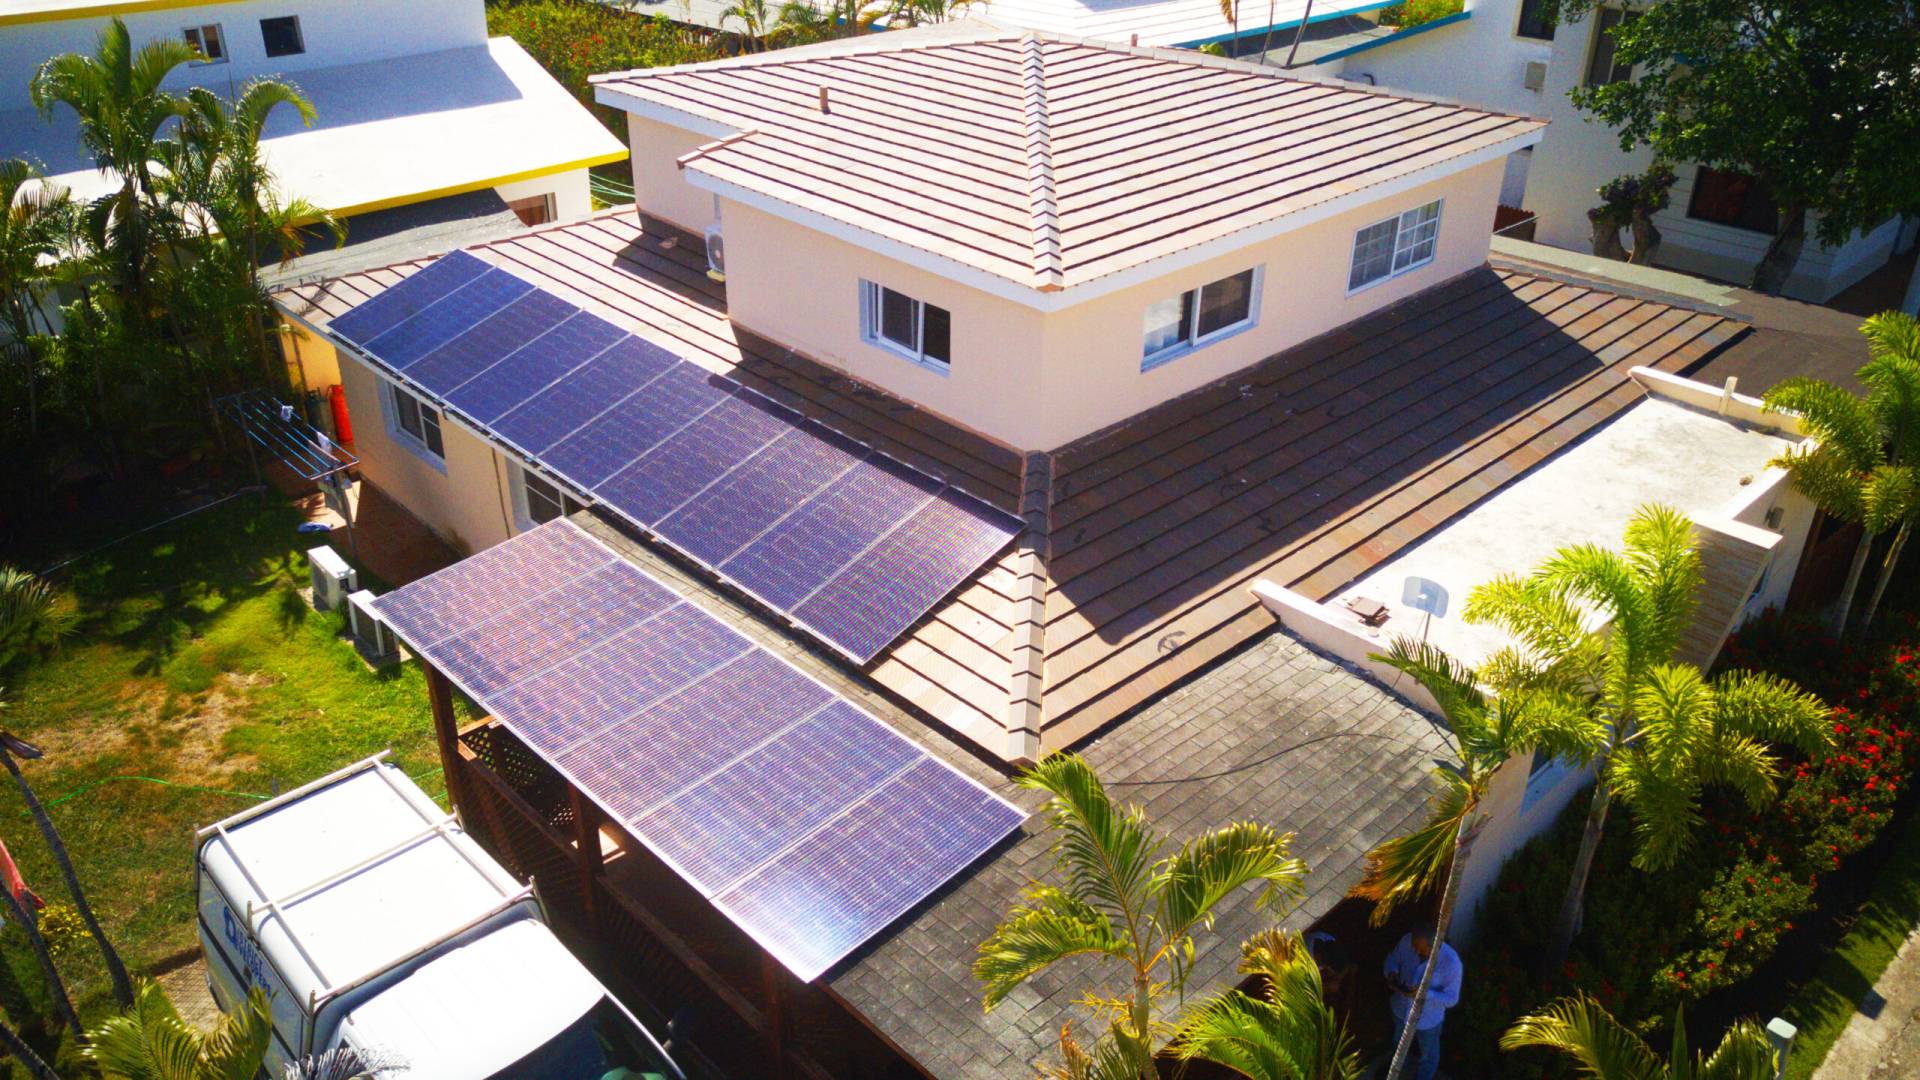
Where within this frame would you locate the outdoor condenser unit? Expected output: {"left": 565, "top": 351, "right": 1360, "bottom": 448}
{"left": 703, "top": 224, "right": 726, "bottom": 282}
{"left": 346, "top": 589, "right": 400, "bottom": 662}
{"left": 1523, "top": 61, "right": 1548, "bottom": 91}
{"left": 306, "top": 545, "right": 357, "bottom": 612}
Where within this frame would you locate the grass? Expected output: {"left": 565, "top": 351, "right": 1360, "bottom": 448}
{"left": 0, "top": 490, "right": 459, "bottom": 1039}
{"left": 1780, "top": 798, "right": 1920, "bottom": 1079}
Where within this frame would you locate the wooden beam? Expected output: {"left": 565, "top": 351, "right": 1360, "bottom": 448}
{"left": 424, "top": 663, "right": 466, "bottom": 811}
{"left": 568, "top": 786, "right": 606, "bottom": 931}
{"left": 760, "top": 950, "right": 788, "bottom": 1071}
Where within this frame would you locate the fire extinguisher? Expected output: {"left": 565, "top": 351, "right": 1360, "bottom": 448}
{"left": 329, "top": 384, "right": 354, "bottom": 445}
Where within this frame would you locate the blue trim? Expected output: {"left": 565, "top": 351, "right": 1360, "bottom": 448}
{"left": 1178, "top": 0, "right": 1399, "bottom": 48}
{"left": 1309, "top": 7, "right": 1472, "bottom": 65}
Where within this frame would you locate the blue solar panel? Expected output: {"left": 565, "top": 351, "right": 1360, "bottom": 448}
{"left": 362, "top": 269, "right": 534, "bottom": 372}
{"left": 596, "top": 389, "right": 799, "bottom": 528}
{"left": 446, "top": 313, "right": 629, "bottom": 426}
{"left": 796, "top": 488, "right": 1027, "bottom": 662}
{"left": 654, "top": 420, "right": 866, "bottom": 567}
{"left": 328, "top": 251, "right": 489, "bottom": 346}
{"left": 491, "top": 336, "right": 680, "bottom": 456}
{"left": 403, "top": 290, "right": 577, "bottom": 398}
{"left": 720, "top": 454, "right": 940, "bottom": 612}
{"left": 715, "top": 757, "right": 1025, "bottom": 981}
{"left": 638, "top": 701, "right": 920, "bottom": 893}
{"left": 543, "top": 362, "right": 732, "bottom": 490}
{"left": 369, "top": 520, "right": 1026, "bottom": 984}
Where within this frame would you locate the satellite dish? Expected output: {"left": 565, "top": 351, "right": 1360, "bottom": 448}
{"left": 1402, "top": 576, "right": 1449, "bottom": 619}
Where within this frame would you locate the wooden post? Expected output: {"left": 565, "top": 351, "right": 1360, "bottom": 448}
{"left": 568, "top": 786, "right": 605, "bottom": 930}
{"left": 424, "top": 664, "right": 465, "bottom": 811}
{"left": 760, "top": 951, "right": 788, "bottom": 1071}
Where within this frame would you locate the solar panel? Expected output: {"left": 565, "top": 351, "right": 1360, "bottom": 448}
{"left": 328, "top": 251, "right": 490, "bottom": 347}
{"left": 446, "top": 312, "right": 628, "bottom": 426}
{"left": 403, "top": 289, "right": 577, "bottom": 398}
{"left": 362, "top": 269, "right": 534, "bottom": 372}
{"left": 334, "top": 269, "right": 1024, "bottom": 665}
{"left": 491, "top": 336, "right": 680, "bottom": 456}
{"left": 371, "top": 520, "right": 1023, "bottom": 984}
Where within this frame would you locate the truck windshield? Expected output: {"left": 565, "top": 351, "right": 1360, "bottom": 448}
{"left": 488, "top": 997, "right": 675, "bottom": 1080}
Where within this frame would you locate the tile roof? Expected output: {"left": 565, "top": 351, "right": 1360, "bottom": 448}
{"left": 568, "top": 509, "right": 1450, "bottom": 1079}
{"left": 276, "top": 211, "right": 1746, "bottom": 763}
{"left": 591, "top": 29, "right": 1545, "bottom": 291}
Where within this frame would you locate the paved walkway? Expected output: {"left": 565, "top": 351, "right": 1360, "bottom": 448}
{"left": 1813, "top": 928, "right": 1920, "bottom": 1079}
{"left": 156, "top": 956, "right": 221, "bottom": 1034}
{"left": 272, "top": 465, "right": 458, "bottom": 587}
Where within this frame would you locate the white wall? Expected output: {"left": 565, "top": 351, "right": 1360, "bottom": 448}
{"left": 1335, "top": 0, "right": 1554, "bottom": 120}
{"left": 495, "top": 167, "right": 594, "bottom": 226}
{"left": 1522, "top": 4, "right": 1896, "bottom": 302}
{"left": 1, "top": 0, "right": 487, "bottom": 110}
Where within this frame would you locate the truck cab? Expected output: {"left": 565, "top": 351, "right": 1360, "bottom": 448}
{"left": 196, "top": 754, "right": 679, "bottom": 1079}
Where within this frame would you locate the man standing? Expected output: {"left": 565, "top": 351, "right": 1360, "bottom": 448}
{"left": 1383, "top": 923, "right": 1462, "bottom": 1080}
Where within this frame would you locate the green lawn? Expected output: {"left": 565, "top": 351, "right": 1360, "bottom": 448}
{"left": 0, "top": 492, "right": 455, "bottom": 1027}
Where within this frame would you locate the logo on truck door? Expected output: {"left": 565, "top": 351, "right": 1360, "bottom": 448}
{"left": 222, "top": 906, "right": 276, "bottom": 993}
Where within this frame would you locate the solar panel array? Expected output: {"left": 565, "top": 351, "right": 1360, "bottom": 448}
{"left": 331, "top": 252, "right": 1022, "bottom": 663}
{"left": 372, "top": 520, "right": 1025, "bottom": 981}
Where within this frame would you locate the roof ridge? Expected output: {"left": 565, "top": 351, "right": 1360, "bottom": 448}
{"left": 1018, "top": 33, "right": 1065, "bottom": 291}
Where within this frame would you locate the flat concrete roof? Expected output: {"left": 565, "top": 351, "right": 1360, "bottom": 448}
{"left": 3, "top": 37, "right": 624, "bottom": 216}
{"left": 1334, "top": 396, "right": 1792, "bottom": 665}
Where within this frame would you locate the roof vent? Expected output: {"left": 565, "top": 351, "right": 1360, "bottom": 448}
{"left": 1344, "top": 596, "right": 1391, "bottom": 628}
{"left": 818, "top": 85, "right": 830, "bottom": 114}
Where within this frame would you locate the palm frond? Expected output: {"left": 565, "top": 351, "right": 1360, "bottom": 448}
{"left": 1608, "top": 751, "right": 1704, "bottom": 871}
{"left": 1764, "top": 376, "right": 1884, "bottom": 469}
{"left": 974, "top": 885, "right": 1127, "bottom": 1010}
{"left": 1155, "top": 822, "right": 1306, "bottom": 952}
{"left": 1862, "top": 464, "right": 1920, "bottom": 534}
{"left": 1371, "top": 636, "right": 1487, "bottom": 737}
{"left": 1020, "top": 754, "right": 1161, "bottom": 934}
{"left": 1499, "top": 995, "right": 1665, "bottom": 1080}
{"left": 1351, "top": 768, "right": 1467, "bottom": 924}
{"left": 202, "top": 988, "right": 272, "bottom": 1080}
{"left": 1710, "top": 670, "right": 1830, "bottom": 755}
{"left": 1693, "top": 1018, "right": 1778, "bottom": 1080}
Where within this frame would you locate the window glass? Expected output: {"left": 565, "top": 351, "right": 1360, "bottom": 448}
{"left": 420, "top": 406, "right": 443, "bottom": 457}
{"left": 260, "top": 15, "right": 304, "bottom": 58}
{"left": 185, "top": 25, "right": 226, "bottom": 62}
{"left": 1515, "top": 0, "right": 1554, "bottom": 40}
{"left": 1350, "top": 218, "right": 1399, "bottom": 289}
{"left": 1687, "top": 167, "right": 1778, "bottom": 234}
{"left": 921, "top": 303, "right": 952, "bottom": 364}
{"left": 1195, "top": 269, "right": 1254, "bottom": 338}
{"left": 525, "top": 471, "right": 564, "bottom": 525}
{"left": 1142, "top": 294, "right": 1189, "bottom": 358}
{"left": 879, "top": 287, "right": 917, "bottom": 351}
{"left": 1393, "top": 201, "right": 1442, "bottom": 272}
{"left": 393, "top": 389, "right": 422, "bottom": 441}
{"left": 1585, "top": 8, "right": 1637, "bottom": 86}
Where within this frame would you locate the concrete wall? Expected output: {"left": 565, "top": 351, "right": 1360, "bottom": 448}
{"left": 718, "top": 158, "right": 1506, "bottom": 451}
{"left": 495, "top": 167, "right": 594, "bottom": 226}
{"left": 1, "top": 0, "right": 487, "bottom": 110}
{"left": 628, "top": 114, "right": 718, "bottom": 234}
{"left": 1335, "top": 0, "right": 1554, "bottom": 121}
{"left": 1522, "top": 4, "right": 1896, "bottom": 302}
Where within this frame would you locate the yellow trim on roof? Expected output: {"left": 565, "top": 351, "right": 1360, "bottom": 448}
{"left": 317, "top": 149, "right": 630, "bottom": 222}
{"left": 0, "top": 0, "right": 253, "bottom": 27}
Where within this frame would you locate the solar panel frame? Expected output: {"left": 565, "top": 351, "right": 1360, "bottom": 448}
{"left": 401, "top": 289, "right": 578, "bottom": 399}
{"left": 444, "top": 312, "right": 629, "bottom": 427}
{"left": 327, "top": 251, "right": 490, "bottom": 347}
{"left": 361, "top": 269, "right": 535, "bottom": 372}
{"left": 489, "top": 335, "right": 682, "bottom": 457}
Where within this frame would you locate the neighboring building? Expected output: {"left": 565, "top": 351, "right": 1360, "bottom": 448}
{"left": 1, "top": 0, "right": 625, "bottom": 230}
{"left": 270, "top": 25, "right": 1860, "bottom": 1080}
{"left": 1519, "top": 3, "right": 1911, "bottom": 303}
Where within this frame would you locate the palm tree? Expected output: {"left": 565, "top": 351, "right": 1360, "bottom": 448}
{"left": 1357, "top": 639, "right": 1604, "bottom": 1080}
{"left": 1465, "top": 505, "right": 1831, "bottom": 973}
{"left": 724, "top": 0, "right": 776, "bottom": 45}
{"left": 0, "top": 841, "right": 83, "bottom": 1043}
{"left": 1501, "top": 995, "right": 1777, "bottom": 1080}
{"left": 0, "top": 1016, "right": 59, "bottom": 1080}
{"left": 0, "top": 160, "right": 71, "bottom": 441}
{"left": 1169, "top": 928, "right": 1361, "bottom": 1080}
{"left": 87, "top": 980, "right": 271, "bottom": 1080}
{"left": 974, "top": 754, "right": 1308, "bottom": 1079}
{"left": 1763, "top": 311, "right": 1920, "bottom": 636}
{"left": 774, "top": 0, "right": 885, "bottom": 42}
{"left": 29, "top": 17, "right": 197, "bottom": 336}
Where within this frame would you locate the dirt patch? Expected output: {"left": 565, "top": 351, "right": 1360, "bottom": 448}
{"left": 38, "top": 674, "right": 267, "bottom": 780}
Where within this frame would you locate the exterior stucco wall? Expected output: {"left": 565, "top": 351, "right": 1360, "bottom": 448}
{"left": 627, "top": 114, "right": 719, "bottom": 235}
{"left": 719, "top": 158, "right": 1505, "bottom": 451}
{"left": 1, "top": 0, "right": 486, "bottom": 111}
{"left": 334, "top": 346, "right": 514, "bottom": 557}
{"left": 1335, "top": 0, "right": 1554, "bottom": 121}
{"left": 1522, "top": 5, "right": 1894, "bottom": 302}
{"left": 495, "top": 168, "right": 594, "bottom": 225}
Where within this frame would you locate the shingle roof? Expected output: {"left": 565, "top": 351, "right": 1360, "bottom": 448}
{"left": 276, "top": 211, "right": 1747, "bottom": 764}
{"left": 591, "top": 29, "right": 1545, "bottom": 290}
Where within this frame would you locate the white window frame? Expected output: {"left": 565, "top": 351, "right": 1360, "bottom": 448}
{"left": 510, "top": 462, "right": 587, "bottom": 533}
{"left": 1140, "top": 266, "right": 1264, "bottom": 371}
{"left": 382, "top": 379, "right": 445, "bottom": 472}
{"left": 183, "top": 23, "right": 227, "bottom": 64}
{"left": 1347, "top": 199, "right": 1445, "bottom": 295}
{"left": 860, "top": 281, "right": 951, "bottom": 375}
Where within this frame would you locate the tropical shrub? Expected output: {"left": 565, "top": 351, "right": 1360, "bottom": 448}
{"left": 1376, "top": 0, "right": 1463, "bottom": 28}
{"left": 486, "top": 1, "right": 714, "bottom": 145}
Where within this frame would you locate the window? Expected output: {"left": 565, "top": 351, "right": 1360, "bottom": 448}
{"left": 386, "top": 382, "right": 444, "bottom": 464}
{"left": 1515, "top": 0, "right": 1554, "bottom": 40}
{"left": 513, "top": 464, "right": 586, "bottom": 531}
{"left": 183, "top": 24, "right": 226, "bottom": 63}
{"left": 1687, "top": 166, "right": 1778, "bottom": 234}
{"left": 861, "top": 283, "right": 951, "bottom": 372}
{"left": 260, "top": 15, "right": 304, "bottom": 58}
{"left": 1348, "top": 200, "right": 1443, "bottom": 292}
{"left": 1141, "top": 268, "right": 1259, "bottom": 368}
{"left": 1584, "top": 8, "right": 1638, "bottom": 86}
{"left": 507, "top": 194, "right": 556, "bottom": 228}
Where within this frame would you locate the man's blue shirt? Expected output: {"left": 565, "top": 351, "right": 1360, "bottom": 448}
{"left": 1384, "top": 934, "right": 1462, "bottom": 1030}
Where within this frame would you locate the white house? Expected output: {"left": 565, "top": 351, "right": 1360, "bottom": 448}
{"left": 1, "top": 0, "right": 625, "bottom": 229}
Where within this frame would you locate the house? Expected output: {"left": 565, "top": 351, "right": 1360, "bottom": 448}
{"left": 1, "top": 0, "right": 625, "bottom": 238}
{"left": 269, "top": 25, "right": 1859, "bottom": 1079}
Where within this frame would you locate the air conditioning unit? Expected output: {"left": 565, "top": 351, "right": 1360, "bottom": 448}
{"left": 1523, "top": 61, "right": 1548, "bottom": 91}
{"left": 307, "top": 545, "right": 357, "bottom": 612}
{"left": 703, "top": 224, "right": 726, "bottom": 283}
{"left": 346, "top": 589, "right": 400, "bottom": 662}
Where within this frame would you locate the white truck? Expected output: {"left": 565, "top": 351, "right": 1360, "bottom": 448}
{"left": 196, "top": 754, "right": 683, "bottom": 1079}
